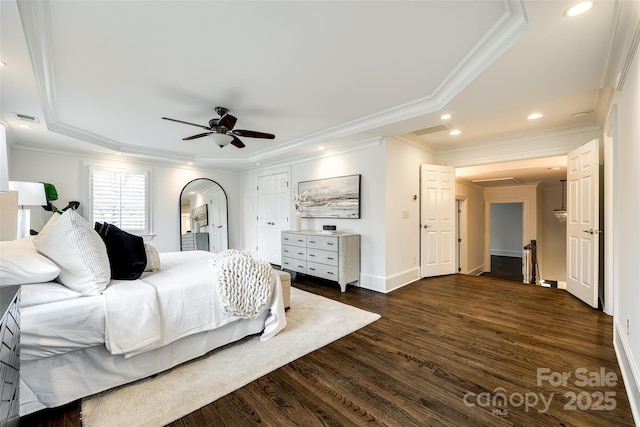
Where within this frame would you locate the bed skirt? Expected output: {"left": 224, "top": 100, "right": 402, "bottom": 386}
{"left": 20, "top": 311, "right": 268, "bottom": 416}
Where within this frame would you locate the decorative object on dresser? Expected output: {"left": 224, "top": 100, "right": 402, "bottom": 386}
{"left": 281, "top": 230, "right": 360, "bottom": 292}
{"left": 0, "top": 286, "right": 20, "bottom": 427}
{"left": 298, "top": 174, "right": 360, "bottom": 219}
{"left": 181, "top": 232, "right": 209, "bottom": 251}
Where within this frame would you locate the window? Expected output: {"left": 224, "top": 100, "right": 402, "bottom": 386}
{"left": 87, "top": 165, "right": 152, "bottom": 235}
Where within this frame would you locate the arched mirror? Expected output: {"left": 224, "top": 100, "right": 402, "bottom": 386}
{"left": 179, "top": 179, "right": 229, "bottom": 253}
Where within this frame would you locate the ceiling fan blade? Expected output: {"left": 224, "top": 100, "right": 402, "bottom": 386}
{"left": 218, "top": 114, "right": 237, "bottom": 130}
{"left": 230, "top": 136, "right": 245, "bottom": 148}
{"left": 233, "top": 129, "right": 275, "bottom": 139}
{"left": 162, "top": 117, "right": 211, "bottom": 130}
{"left": 183, "top": 132, "right": 212, "bottom": 141}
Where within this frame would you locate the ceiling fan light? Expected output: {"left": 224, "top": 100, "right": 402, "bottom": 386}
{"left": 209, "top": 132, "right": 234, "bottom": 147}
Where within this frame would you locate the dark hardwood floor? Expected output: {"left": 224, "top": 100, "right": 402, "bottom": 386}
{"left": 482, "top": 255, "right": 524, "bottom": 283}
{"left": 20, "top": 274, "right": 634, "bottom": 426}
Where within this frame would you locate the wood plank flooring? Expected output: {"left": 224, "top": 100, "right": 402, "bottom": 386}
{"left": 20, "top": 274, "right": 634, "bottom": 426}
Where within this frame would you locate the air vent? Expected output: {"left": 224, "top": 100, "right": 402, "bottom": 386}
{"left": 13, "top": 113, "right": 39, "bottom": 124}
{"left": 411, "top": 124, "right": 450, "bottom": 136}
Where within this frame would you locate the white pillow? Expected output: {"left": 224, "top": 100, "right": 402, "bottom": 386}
{"left": 33, "top": 210, "right": 110, "bottom": 295}
{"left": 0, "top": 237, "right": 61, "bottom": 285}
{"left": 144, "top": 244, "right": 161, "bottom": 272}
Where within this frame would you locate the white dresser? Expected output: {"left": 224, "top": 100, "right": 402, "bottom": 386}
{"left": 281, "top": 230, "right": 360, "bottom": 292}
{"left": 181, "top": 232, "right": 209, "bottom": 251}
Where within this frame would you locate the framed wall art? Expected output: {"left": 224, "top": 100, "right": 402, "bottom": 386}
{"left": 191, "top": 204, "right": 208, "bottom": 227}
{"left": 298, "top": 174, "right": 361, "bottom": 219}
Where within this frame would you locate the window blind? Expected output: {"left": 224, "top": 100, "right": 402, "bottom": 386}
{"left": 90, "top": 168, "right": 147, "bottom": 232}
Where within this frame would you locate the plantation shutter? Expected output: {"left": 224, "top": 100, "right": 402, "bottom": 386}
{"left": 90, "top": 167, "right": 148, "bottom": 233}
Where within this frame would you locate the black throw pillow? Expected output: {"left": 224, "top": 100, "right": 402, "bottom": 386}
{"left": 94, "top": 222, "right": 147, "bottom": 280}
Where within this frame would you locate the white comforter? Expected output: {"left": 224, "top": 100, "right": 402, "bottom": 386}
{"left": 103, "top": 251, "right": 285, "bottom": 357}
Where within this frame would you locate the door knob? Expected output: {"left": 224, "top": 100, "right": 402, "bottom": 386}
{"left": 423, "top": 225, "right": 432, "bottom": 229}
{"left": 582, "top": 229, "right": 601, "bottom": 235}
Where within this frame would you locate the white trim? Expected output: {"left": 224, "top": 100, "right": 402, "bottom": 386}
{"left": 468, "top": 264, "right": 485, "bottom": 276}
{"left": 614, "top": 320, "right": 640, "bottom": 425}
{"left": 490, "top": 249, "right": 522, "bottom": 258}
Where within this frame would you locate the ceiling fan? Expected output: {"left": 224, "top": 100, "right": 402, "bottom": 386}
{"left": 162, "top": 107, "right": 275, "bottom": 148}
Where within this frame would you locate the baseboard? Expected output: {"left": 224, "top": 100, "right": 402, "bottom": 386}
{"left": 468, "top": 264, "right": 485, "bottom": 276}
{"left": 358, "top": 273, "right": 388, "bottom": 293}
{"left": 490, "top": 249, "right": 522, "bottom": 257}
{"left": 360, "top": 268, "right": 421, "bottom": 294}
{"left": 614, "top": 319, "right": 640, "bottom": 425}
{"left": 385, "top": 267, "right": 421, "bottom": 293}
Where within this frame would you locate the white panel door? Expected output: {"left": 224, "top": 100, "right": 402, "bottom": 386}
{"left": 421, "top": 164, "right": 456, "bottom": 277}
{"left": 566, "top": 139, "right": 599, "bottom": 308}
{"left": 257, "top": 172, "right": 289, "bottom": 264}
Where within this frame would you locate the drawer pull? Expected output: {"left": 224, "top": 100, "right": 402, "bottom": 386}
{"left": 309, "top": 267, "right": 315, "bottom": 271}
{"left": 327, "top": 257, "right": 334, "bottom": 260}
{"left": 327, "top": 271, "right": 334, "bottom": 275}
{"left": 309, "top": 240, "right": 316, "bottom": 243}
{"left": 297, "top": 239, "right": 304, "bottom": 243}
{"left": 327, "top": 242, "right": 335, "bottom": 246}
{"left": 284, "top": 249, "right": 289, "bottom": 253}
{"left": 298, "top": 265, "right": 305, "bottom": 269}
{"left": 298, "top": 252, "right": 304, "bottom": 255}
{"left": 309, "top": 254, "right": 315, "bottom": 257}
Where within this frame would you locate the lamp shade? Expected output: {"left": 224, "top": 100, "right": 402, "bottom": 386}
{"left": 8, "top": 181, "right": 47, "bottom": 206}
{"left": 209, "top": 133, "right": 234, "bottom": 147}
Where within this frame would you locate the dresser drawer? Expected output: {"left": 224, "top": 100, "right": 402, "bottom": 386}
{"left": 307, "top": 262, "right": 338, "bottom": 281}
{"left": 281, "top": 257, "right": 306, "bottom": 274}
{"left": 306, "top": 248, "right": 338, "bottom": 266}
{"left": 306, "top": 235, "right": 338, "bottom": 251}
{"left": 282, "top": 245, "right": 307, "bottom": 261}
{"left": 282, "top": 233, "right": 307, "bottom": 247}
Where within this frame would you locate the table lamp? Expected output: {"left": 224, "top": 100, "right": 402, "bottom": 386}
{"left": 8, "top": 181, "right": 47, "bottom": 238}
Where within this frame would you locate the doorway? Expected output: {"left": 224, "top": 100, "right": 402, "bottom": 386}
{"left": 484, "top": 202, "right": 524, "bottom": 282}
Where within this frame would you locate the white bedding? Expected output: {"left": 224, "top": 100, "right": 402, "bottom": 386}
{"left": 21, "top": 294, "right": 105, "bottom": 361}
{"left": 20, "top": 250, "right": 287, "bottom": 361}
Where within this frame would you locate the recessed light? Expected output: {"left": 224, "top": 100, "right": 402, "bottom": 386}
{"left": 564, "top": 2, "right": 593, "bottom": 17}
{"left": 528, "top": 113, "right": 543, "bottom": 120}
{"left": 0, "top": 61, "right": 6, "bottom": 67}
{"left": 449, "top": 129, "right": 461, "bottom": 136}
{"left": 440, "top": 114, "right": 451, "bottom": 120}
{"left": 18, "top": 124, "right": 31, "bottom": 129}
{"left": 318, "top": 145, "right": 325, "bottom": 151}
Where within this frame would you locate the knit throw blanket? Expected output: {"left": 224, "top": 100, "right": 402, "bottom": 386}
{"left": 212, "top": 250, "right": 273, "bottom": 319}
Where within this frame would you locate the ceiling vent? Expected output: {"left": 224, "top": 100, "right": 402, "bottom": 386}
{"left": 411, "top": 124, "right": 450, "bottom": 136}
{"left": 13, "top": 112, "right": 39, "bottom": 124}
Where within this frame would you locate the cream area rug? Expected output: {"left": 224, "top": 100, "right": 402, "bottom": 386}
{"left": 80, "top": 287, "right": 380, "bottom": 427}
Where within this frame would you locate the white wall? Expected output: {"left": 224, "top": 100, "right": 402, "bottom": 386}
{"left": 613, "top": 32, "right": 640, "bottom": 422}
{"left": 540, "top": 184, "right": 566, "bottom": 282}
{"left": 385, "top": 137, "right": 435, "bottom": 292}
{"left": 455, "top": 180, "right": 484, "bottom": 275}
{"left": 8, "top": 148, "right": 241, "bottom": 253}
{"left": 489, "top": 202, "right": 523, "bottom": 257}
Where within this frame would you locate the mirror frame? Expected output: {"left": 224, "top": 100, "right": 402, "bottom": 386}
{"left": 179, "top": 178, "right": 229, "bottom": 252}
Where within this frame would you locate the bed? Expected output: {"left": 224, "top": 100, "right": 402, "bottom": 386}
{"left": 0, "top": 210, "right": 287, "bottom": 416}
